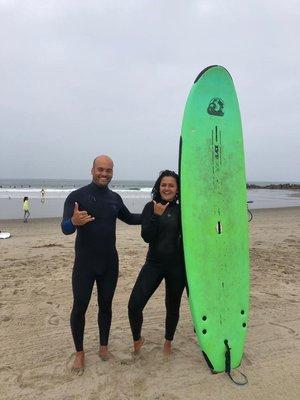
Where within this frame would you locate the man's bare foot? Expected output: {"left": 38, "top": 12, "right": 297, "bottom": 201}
{"left": 99, "top": 346, "right": 115, "bottom": 361}
{"left": 163, "top": 340, "right": 172, "bottom": 356}
{"left": 133, "top": 337, "right": 145, "bottom": 354}
{"left": 71, "top": 351, "right": 84, "bottom": 374}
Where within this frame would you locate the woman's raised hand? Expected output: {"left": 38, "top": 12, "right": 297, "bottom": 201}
{"left": 153, "top": 200, "right": 169, "bottom": 216}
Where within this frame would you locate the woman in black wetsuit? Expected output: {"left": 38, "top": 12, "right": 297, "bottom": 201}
{"left": 128, "top": 170, "right": 186, "bottom": 355}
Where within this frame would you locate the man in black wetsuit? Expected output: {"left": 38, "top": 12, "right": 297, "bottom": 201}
{"left": 61, "top": 155, "right": 141, "bottom": 372}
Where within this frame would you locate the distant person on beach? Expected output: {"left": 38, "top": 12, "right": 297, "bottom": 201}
{"left": 61, "top": 155, "right": 141, "bottom": 373}
{"left": 41, "top": 188, "right": 45, "bottom": 203}
{"left": 128, "top": 170, "right": 186, "bottom": 356}
{"left": 23, "top": 197, "right": 30, "bottom": 223}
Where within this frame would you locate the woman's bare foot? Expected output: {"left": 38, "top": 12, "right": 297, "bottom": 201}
{"left": 163, "top": 340, "right": 172, "bottom": 356}
{"left": 99, "top": 346, "right": 115, "bottom": 361}
{"left": 133, "top": 337, "right": 145, "bottom": 354}
{"left": 71, "top": 351, "right": 85, "bottom": 374}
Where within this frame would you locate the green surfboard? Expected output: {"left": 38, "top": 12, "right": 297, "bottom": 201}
{"left": 179, "top": 66, "right": 249, "bottom": 373}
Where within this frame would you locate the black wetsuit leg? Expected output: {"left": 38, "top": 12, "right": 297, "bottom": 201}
{"left": 128, "top": 262, "right": 163, "bottom": 341}
{"left": 128, "top": 261, "right": 186, "bottom": 342}
{"left": 70, "top": 262, "right": 95, "bottom": 352}
{"left": 71, "top": 255, "right": 119, "bottom": 351}
{"left": 164, "top": 265, "right": 186, "bottom": 341}
{"left": 95, "top": 264, "right": 119, "bottom": 346}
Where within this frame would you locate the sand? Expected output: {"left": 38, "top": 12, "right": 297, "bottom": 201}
{"left": 0, "top": 207, "right": 299, "bottom": 400}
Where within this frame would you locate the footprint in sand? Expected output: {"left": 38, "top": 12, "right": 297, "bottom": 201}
{"left": 288, "top": 298, "right": 300, "bottom": 304}
{"left": 119, "top": 358, "right": 135, "bottom": 366}
{"left": 32, "top": 243, "right": 65, "bottom": 249}
{"left": 47, "top": 314, "right": 60, "bottom": 326}
{"left": 283, "top": 238, "right": 297, "bottom": 244}
{"left": 0, "top": 366, "right": 17, "bottom": 388}
{"left": 116, "top": 351, "right": 136, "bottom": 366}
{"left": 32, "top": 287, "right": 46, "bottom": 296}
{"left": 269, "top": 322, "right": 297, "bottom": 335}
{"left": 0, "top": 365, "right": 13, "bottom": 373}
{"left": 17, "top": 364, "right": 74, "bottom": 390}
{"left": 0, "top": 314, "right": 12, "bottom": 323}
{"left": 263, "top": 291, "right": 281, "bottom": 298}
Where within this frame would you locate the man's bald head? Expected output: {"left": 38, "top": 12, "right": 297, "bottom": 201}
{"left": 93, "top": 155, "right": 114, "bottom": 168}
{"left": 91, "top": 155, "right": 114, "bottom": 187}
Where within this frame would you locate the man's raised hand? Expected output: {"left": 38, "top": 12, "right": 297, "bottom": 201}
{"left": 71, "top": 202, "right": 95, "bottom": 226}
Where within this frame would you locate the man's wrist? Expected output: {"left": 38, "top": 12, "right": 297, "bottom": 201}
{"left": 61, "top": 218, "right": 76, "bottom": 234}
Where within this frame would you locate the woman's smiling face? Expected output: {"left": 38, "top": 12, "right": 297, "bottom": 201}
{"left": 159, "top": 176, "right": 178, "bottom": 202}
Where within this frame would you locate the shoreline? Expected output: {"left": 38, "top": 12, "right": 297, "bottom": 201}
{"left": 1, "top": 205, "right": 300, "bottom": 224}
{"left": 1, "top": 188, "right": 300, "bottom": 220}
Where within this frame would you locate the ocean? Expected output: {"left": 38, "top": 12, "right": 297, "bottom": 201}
{"left": 0, "top": 179, "right": 300, "bottom": 220}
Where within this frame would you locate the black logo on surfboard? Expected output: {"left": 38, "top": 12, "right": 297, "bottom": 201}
{"left": 207, "top": 98, "right": 224, "bottom": 116}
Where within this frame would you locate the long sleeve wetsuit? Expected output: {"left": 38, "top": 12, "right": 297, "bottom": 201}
{"left": 61, "top": 182, "right": 141, "bottom": 351}
{"left": 128, "top": 200, "right": 186, "bottom": 342}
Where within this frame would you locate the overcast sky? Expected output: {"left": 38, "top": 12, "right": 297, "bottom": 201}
{"left": 0, "top": 0, "right": 299, "bottom": 182}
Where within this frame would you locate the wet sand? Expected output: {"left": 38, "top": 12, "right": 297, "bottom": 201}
{"left": 0, "top": 207, "right": 299, "bottom": 399}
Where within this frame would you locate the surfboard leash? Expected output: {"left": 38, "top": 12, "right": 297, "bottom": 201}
{"left": 224, "top": 341, "right": 248, "bottom": 385}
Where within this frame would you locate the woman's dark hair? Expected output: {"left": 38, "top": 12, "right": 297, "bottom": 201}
{"left": 151, "top": 170, "right": 179, "bottom": 202}
{"left": 23, "top": 197, "right": 28, "bottom": 202}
